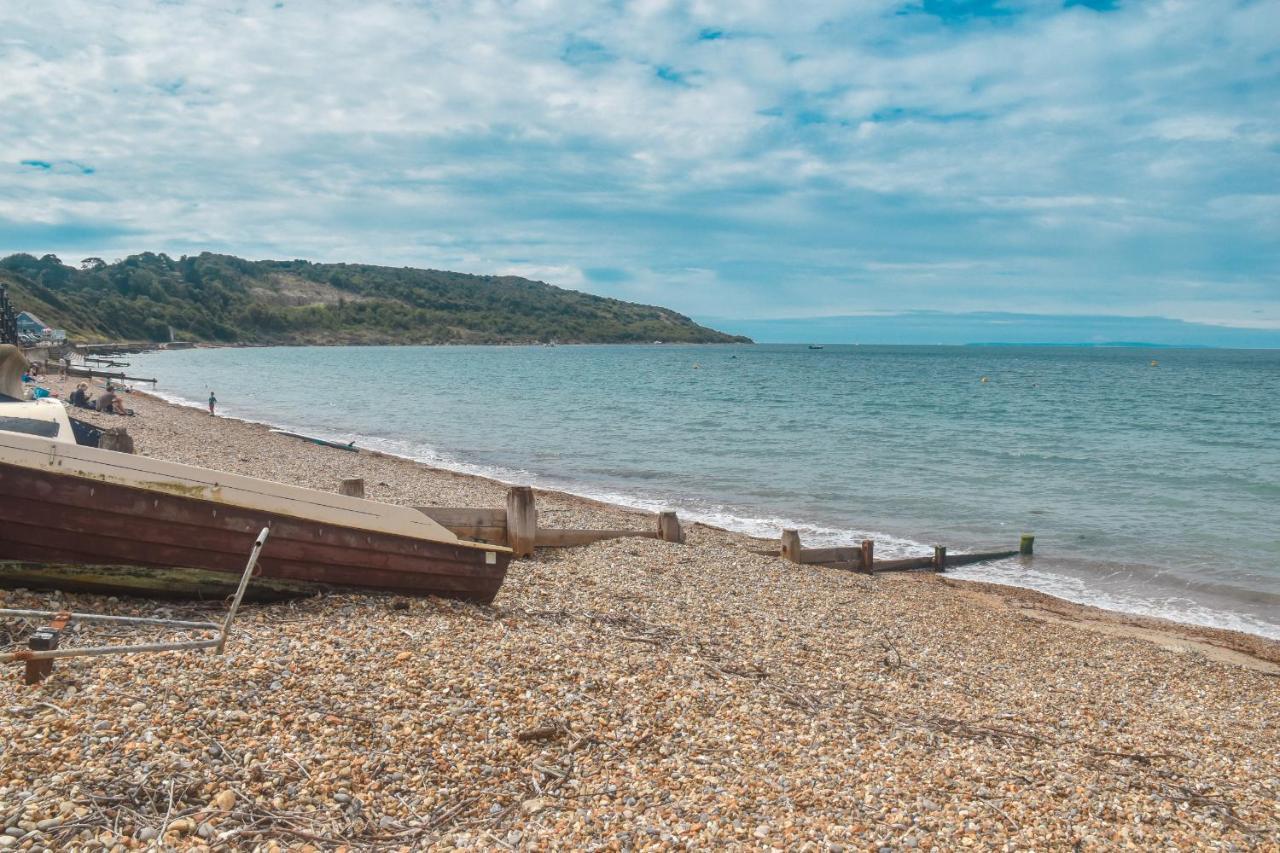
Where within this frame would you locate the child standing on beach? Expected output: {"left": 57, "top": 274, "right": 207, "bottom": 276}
{"left": 208, "top": 391, "right": 217, "bottom": 416}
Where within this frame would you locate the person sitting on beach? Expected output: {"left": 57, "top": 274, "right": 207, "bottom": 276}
{"left": 69, "top": 383, "right": 93, "bottom": 408}
{"left": 96, "top": 387, "right": 126, "bottom": 415}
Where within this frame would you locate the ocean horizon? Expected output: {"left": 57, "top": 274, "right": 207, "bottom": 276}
{"left": 127, "top": 343, "right": 1280, "bottom": 640}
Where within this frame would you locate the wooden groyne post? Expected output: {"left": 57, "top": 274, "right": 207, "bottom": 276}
{"left": 1020, "top": 534, "right": 1035, "bottom": 555}
{"left": 780, "top": 529, "right": 802, "bottom": 563}
{"left": 506, "top": 486, "right": 539, "bottom": 558}
{"left": 658, "top": 510, "right": 684, "bottom": 544}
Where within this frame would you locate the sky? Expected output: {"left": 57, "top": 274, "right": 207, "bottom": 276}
{"left": 1, "top": 0, "right": 1278, "bottom": 343}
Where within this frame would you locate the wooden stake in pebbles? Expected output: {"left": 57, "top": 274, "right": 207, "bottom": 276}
{"left": 506, "top": 485, "right": 538, "bottom": 558}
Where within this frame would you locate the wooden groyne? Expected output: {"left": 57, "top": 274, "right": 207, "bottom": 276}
{"left": 417, "top": 484, "right": 684, "bottom": 557}
{"left": 330, "top": 481, "right": 683, "bottom": 557}
{"left": 779, "top": 529, "right": 1032, "bottom": 574}
{"left": 347, "top": 478, "right": 1031, "bottom": 573}
{"left": 64, "top": 364, "right": 157, "bottom": 384}
{"left": 419, "top": 485, "right": 684, "bottom": 557}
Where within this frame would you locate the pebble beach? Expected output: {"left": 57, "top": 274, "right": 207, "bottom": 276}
{"left": 2, "top": 377, "right": 1278, "bottom": 851}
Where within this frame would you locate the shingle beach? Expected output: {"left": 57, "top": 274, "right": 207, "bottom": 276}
{"left": 2, "top": 378, "right": 1277, "bottom": 851}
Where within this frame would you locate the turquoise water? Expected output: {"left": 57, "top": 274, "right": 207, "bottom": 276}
{"left": 127, "top": 344, "right": 1280, "bottom": 639}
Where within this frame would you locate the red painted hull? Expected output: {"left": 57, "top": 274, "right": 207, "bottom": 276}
{"left": 0, "top": 462, "right": 509, "bottom": 601}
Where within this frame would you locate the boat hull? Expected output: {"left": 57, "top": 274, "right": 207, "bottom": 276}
{"left": 0, "top": 462, "right": 509, "bottom": 601}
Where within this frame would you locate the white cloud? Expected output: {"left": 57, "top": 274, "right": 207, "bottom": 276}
{"left": 0, "top": 0, "right": 1276, "bottom": 327}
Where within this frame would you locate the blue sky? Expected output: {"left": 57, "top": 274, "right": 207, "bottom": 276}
{"left": 1, "top": 0, "right": 1277, "bottom": 342}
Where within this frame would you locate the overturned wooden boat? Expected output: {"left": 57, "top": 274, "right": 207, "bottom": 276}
{"left": 0, "top": 345, "right": 510, "bottom": 601}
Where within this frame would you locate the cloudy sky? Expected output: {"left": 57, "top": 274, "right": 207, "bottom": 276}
{"left": 2, "top": 0, "right": 1277, "bottom": 339}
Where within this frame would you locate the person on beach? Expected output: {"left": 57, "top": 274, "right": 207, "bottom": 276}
{"left": 101, "top": 388, "right": 131, "bottom": 415}
{"left": 69, "top": 382, "right": 93, "bottom": 408}
{"left": 96, "top": 386, "right": 121, "bottom": 414}
{"left": 208, "top": 391, "right": 217, "bottom": 416}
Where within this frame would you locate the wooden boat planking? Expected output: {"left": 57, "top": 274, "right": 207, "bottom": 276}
{"left": 0, "top": 561, "right": 323, "bottom": 600}
{"left": 0, "top": 458, "right": 509, "bottom": 601}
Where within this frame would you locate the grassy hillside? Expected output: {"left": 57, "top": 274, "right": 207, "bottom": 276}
{"left": 0, "top": 252, "right": 751, "bottom": 345}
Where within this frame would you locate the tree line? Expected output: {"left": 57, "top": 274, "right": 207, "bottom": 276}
{"left": 0, "top": 252, "right": 750, "bottom": 345}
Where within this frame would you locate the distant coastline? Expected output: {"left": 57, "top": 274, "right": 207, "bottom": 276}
{"left": 962, "top": 341, "right": 1215, "bottom": 349}
{"left": 0, "top": 251, "right": 751, "bottom": 346}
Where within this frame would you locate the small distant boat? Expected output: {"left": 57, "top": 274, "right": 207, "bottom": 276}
{"left": 270, "top": 428, "right": 358, "bottom": 452}
{"left": 0, "top": 345, "right": 510, "bottom": 601}
{"left": 808, "top": 344, "right": 825, "bottom": 350}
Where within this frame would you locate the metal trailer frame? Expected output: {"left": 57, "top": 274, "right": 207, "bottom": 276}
{"left": 1, "top": 527, "right": 269, "bottom": 683}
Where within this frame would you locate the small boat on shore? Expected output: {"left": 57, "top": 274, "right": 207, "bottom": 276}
{"left": 0, "top": 346, "right": 510, "bottom": 601}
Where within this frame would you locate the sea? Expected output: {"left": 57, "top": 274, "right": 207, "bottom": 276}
{"left": 125, "top": 344, "right": 1280, "bottom": 640}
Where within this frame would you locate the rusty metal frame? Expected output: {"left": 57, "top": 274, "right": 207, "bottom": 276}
{"left": 1, "top": 527, "right": 269, "bottom": 683}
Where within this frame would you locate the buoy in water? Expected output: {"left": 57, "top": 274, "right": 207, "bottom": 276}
{"left": 1150, "top": 360, "right": 1159, "bottom": 367}
{"left": 980, "top": 376, "right": 989, "bottom": 383}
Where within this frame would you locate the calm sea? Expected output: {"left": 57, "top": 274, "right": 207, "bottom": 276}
{"left": 127, "top": 344, "right": 1280, "bottom": 639}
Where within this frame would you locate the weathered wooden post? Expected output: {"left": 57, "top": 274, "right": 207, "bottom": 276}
{"left": 933, "top": 545, "right": 947, "bottom": 572}
{"left": 339, "top": 478, "right": 365, "bottom": 498}
{"left": 657, "top": 511, "right": 684, "bottom": 544}
{"left": 24, "top": 611, "right": 70, "bottom": 685}
{"left": 1020, "top": 534, "right": 1035, "bottom": 556}
{"left": 860, "top": 539, "right": 875, "bottom": 574}
{"left": 780, "top": 529, "right": 803, "bottom": 563}
{"left": 506, "top": 486, "right": 538, "bottom": 558}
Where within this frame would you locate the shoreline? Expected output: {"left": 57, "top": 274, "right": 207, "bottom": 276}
{"left": 2, "top": 374, "right": 1277, "bottom": 848}
{"left": 55, "top": 373, "right": 1280, "bottom": 670}
{"left": 134, "top": 372, "right": 1280, "bottom": 658}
